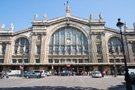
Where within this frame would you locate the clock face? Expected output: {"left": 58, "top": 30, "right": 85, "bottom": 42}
{"left": 67, "top": 39, "right": 71, "bottom": 43}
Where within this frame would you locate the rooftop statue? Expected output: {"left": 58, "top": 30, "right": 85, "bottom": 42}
{"left": 99, "top": 13, "right": 103, "bottom": 20}
{"left": 1, "top": 24, "right": 5, "bottom": 30}
{"left": 66, "top": 5, "right": 71, "bottom": 16}
{"left": 133, "top": 21, "right": 135, "bottom": 30}
{"left": 10, "top": 23, "right": 14, "bottom": 31}
{"left": 90, "top": 13, "right": 93, "bottom": 20}
{"left": 34, "top": 13, "right": 38, "bottom": 20}
{"left": 43, "top": 14, "right": 47, "bottom": 21}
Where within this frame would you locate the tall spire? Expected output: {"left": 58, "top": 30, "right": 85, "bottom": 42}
{"left": 66, "top": 5, "right": 71, "bottom": 17}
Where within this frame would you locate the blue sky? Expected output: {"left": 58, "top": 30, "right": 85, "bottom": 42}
{"left": 0, "top": 0, "right": 135, "bottom": 32}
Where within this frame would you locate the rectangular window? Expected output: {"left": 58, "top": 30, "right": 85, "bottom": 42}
{"left": 61, "top": 46, "right": 65, "bottom": 54}
{"left": 61, "top": 28, "right": 65, "bottom": 45}
{"left": 78, "top": 46, "right": 82, "bottom": 54}
{"left": 49, "top": 46, "right": 53, "bottom": 54}
{"left": 72, "top": 28, "right": 76, "bottom": 45}
{"left": 55, "top": 46, "right": 59, "bottom": 54}
{"left": 2, "top": 46, "right": 6, "bottom": 54}
{"left": 12, "top": 59, "right": 16, "bottom": 63}
{"left": 55, "top": 59, "right": 59, "bottom": 63}
{"left": 55, "top": 31, "right": 59, "bottom": 45}
{"left": 18, "top": 59, "right": 22, "bottom": 63}
{"left": 72, "top": 46, "right": 76, "bottom": 54}
{"left": 84, "top": 46, "right": 88, "bottom": 54}
{"left": 121, "top": 59, "right": 124, "bottom": 63}
{"left": 49, "top": 59, "right": 53, "bottom": 63}
{"left": 116, "top": 59, "right": 120, "bottom": 63}
{"left": 85, "top": 59, "right": 89, "bottom": 63}
{"left": 77, "top": 31, "right": 82, "bottom": 45}
{"left": 79, "top": 59, "right": 83, "bottom": 63}
{"left": 0, "top": 59, "right": 4, "bottom": 63}
{"left": 37, "top": 45, "right": 41, "bottom": 54}
{"left": 72, "top": 59, "right": 77, "bottom": 63}
{"left": 98, "top": 59, "right": 102, "bottom": 63}
{"left": 36, "top": 59, "right": 40, "bottom": 63}
{"left": 66, "top": 28, "right": 71, "bottom": 40}
{"left": 109, "top": 59, "right": 114, "bottom": 63}
{"left": 97, "top": 44, "right": 101, "bottom": 54}
{"left": 61, "top": 59, "right": 65, "bottom": 63}
{"left": 67, "top": 59, "right": 71, "bottom": 63}
{"left": 24, "top": 59, "right": 28, "bottom": 63}
{"left": 67, "top": 46, "right": 71, "bottom": 54}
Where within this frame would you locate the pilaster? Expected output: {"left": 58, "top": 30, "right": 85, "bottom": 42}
{"left": 30, "top": 33, "right": 36, "bottom": 63}
{"left": 128, "top": 43, "right": 134, "bottom": 63}
{"left": 101, "top": 33, "right": 108, "bottom": 63}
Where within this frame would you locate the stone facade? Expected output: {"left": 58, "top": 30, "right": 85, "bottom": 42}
{"left": 0, "top": 6, "right": 135, "bottom": 75}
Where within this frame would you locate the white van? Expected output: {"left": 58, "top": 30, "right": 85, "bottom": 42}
{"left": 31, "top": 70, "right": 46, "bottom": 77}
{"left": 8, "top": 70, "right": 21, "bottom": 76}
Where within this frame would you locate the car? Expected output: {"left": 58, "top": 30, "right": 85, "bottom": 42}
{"left": 92, "top": 71, "right": 102, "bottom": 78}
{"left": 59, "top": 71, "right": 70, "bottom": 76}
{"left": 8, "top": 70, "right": 21, "bottom": 76}
{"left": 130, "top": 72, "right": 135, "bottom": 83}
{"left": 31, "top": 70, "right": 46, "bottom": 77}
{"left": 24, "top": 72, "right": 42, "bottom": 78}
{"left": 45, "top": 72, "right": 51, "bottom": 76}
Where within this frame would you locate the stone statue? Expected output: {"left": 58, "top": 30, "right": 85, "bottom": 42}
{"left": 133, "top": 21, "right": 135, "bottom": 30}
{"left": 34, "top": 13, "right": 38, "bottom": 21}
{"left": 90, "top": 13, "right": 93, "bottom": 20}
{"left": 43, "top": 14, "right": 47, "bottom": 21}
{"left": 124, "top": 22, "right": 127, "bottom": 32}
{"left": 66, "top": 5, "right": 71, "bottom": 16}
{"left": 10, "top": 23, "right": 14, "bottom": 31}
{"left": 99, "top": 13, "right": 103, "bottom": 20}
{"left": 1, "top": 24, "right": 5, "bottom": 30}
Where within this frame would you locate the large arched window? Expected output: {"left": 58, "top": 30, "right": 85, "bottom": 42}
{"left": 49, "top": 27, "right": 88, "bottom": 55}
{"left": 108, "top": 37, "right": 123, "bottom": 53}
{"left": 14, "top": 38, "right": 29, "bottom": 54}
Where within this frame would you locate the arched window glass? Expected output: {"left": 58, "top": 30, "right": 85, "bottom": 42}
{"left": 14, "top": 38, "right": 29, "bottom": 54}
{"left": 108, "top": 37, "right": 122, "bottom": 53}
{"left": 49, "top": 27, "right": 88, "bottom": 55}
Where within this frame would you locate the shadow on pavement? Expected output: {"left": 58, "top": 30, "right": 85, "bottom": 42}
{"left": 0, "top": 83, "right": 127, "bottom": 90}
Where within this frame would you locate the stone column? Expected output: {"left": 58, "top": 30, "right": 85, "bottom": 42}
{"left": 30, "top": 33, "right": 36, "bottom": 63}
{"left": 91, "top": 34, "right": 97, "bottom": 63}
{"left": 101, "top": 33, "right": 108, "bottom": 63}
{"left": 128, "top": 43, "right": 134, "bottom": 63}
{"left": 40, "top": 33, "right": 46, "bottom": 63}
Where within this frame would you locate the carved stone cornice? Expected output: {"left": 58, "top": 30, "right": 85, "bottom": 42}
{"left": 91, "top": 32, "right": 105, "bottom": 35}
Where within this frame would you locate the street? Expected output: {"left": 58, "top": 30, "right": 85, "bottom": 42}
{"left": 0, "top": 76, "right": 134, "bottom": 90}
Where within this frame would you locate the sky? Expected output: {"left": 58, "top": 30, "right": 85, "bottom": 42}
{"left": 0, "top": 0, "right": 135, "bottom": 32}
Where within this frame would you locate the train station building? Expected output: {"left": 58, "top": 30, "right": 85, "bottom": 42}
{"left": 0, "top": 5, "right": 135, "bottom": 74}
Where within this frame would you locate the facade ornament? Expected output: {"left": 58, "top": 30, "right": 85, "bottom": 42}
{"left": 43, "top": 14, "right": 47, "bottom": 21}
{"left": 133, "top": 21, "right": 135, "bottom": 31}
{"left": 34, "top": 13, "right": 38, "bottom": 21}
{"left": 1, "top": 24, "right": 5, "bottom": 30}
{"left": 124, "top": 22, "right": 128, "bottom": 32}
{"left": 99, "top": 13, "right": 103, "bottom": 21}
{"left": 66, "top": 5, "right": 71, "bottom": 16}
{"left": 10, "top": 23, "right": 14, "bottom": 31}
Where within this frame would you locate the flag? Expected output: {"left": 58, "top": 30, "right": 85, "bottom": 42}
{"left": 64, "top": 1, "right": 68, "bottom": 5}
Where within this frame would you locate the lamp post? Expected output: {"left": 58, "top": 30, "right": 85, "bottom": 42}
{"left": 110, "top": 48, "right": 117, "bottom": 77}
{"left": 22, "top": 50, "right": 25, "bottom": 77}
{"left": 116, "top": 18, "right": 132, "bottom": 90}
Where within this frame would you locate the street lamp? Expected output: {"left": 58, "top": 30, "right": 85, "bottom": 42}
{"left": 22, "top": 50, "right": 25, "bottom": 77}
{"left": 110, "top": 48, "right": 117, "bottom": 77}
{"left": 116, "top": 18, "right": 132, "bottom": 90}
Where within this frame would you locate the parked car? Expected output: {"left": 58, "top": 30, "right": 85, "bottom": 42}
{"left": 45, "top": 72, "right": 51, "bottom": 76}
{"left": 92, "top": 71, "right": 102, "bottom": 78}
{"left": 24, "top": 72, "right": 43, "bottom": 78}
{"left": 17, "top": 71, "right": 28, "bottom": 77}
{"left": 31, "top": 70, "right": 46, "bottom": 77}
{"left": 59, "top": 71, "right": 70, "bottom": 76}
{"left": 8, "top": 70, "right": 21, "bottom": 76}
{"left": 130, "top": 72, "right": 135, "bottom": 83}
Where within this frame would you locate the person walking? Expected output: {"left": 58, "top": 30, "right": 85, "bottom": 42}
{"left": 40, "top": 71, "right": 42, "bottom": 78}
{"left": 101, "top": 71, "right": 104, "bottom": 77}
